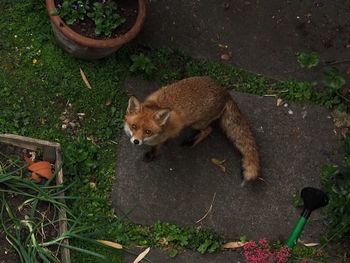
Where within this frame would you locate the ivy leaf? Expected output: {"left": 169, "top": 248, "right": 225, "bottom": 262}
{"left": 297, "top": 52, "right": 320, "bottom": 69}
{"left": 323, "top": 67, "right": 346, "bottom": 90}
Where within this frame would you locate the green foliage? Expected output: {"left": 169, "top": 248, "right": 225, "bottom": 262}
{"left": 297, "top": 52, "right": 320, "bottom": 69}
{"left": 87, "top": 1, "right": 125, "bottom": 37}
{"left": 323, "top": 67, "right": 346, "bottom": 91}
{"left": 58, "top": 0, "right": 125, "bottom": 37}
{"left": 63, "top": 136, "right": 99, "bottom": 177}
{"left": 130, "top": 53, "right": 156, "bottom": 75}
{"left": 278, "top": 80, "right": 316, "bottom": 102}
{"left": 318, "top": 67, "right": 347, "bottom": 110}
{"left": 291, "top": 245, "right": 326, "bottom": 262}
{"left": 58, "top": 0, "right": 88, "bottom": 25}
{"left": 0, "top": 152, "right": 113, "bottom": 262}
{"left": 321, "top": 133, "right": 350, "bottom": 242}
{"left": 151, "top": 221, "right": 222, "bottom": 255}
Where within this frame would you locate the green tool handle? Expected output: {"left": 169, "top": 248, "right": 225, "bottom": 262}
{"left": 286, "top": 216, "right": 307, "bottom": 248}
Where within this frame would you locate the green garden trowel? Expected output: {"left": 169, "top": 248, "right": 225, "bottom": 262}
{"left": 286, "top": 187, "right": 329, "bottom": 248}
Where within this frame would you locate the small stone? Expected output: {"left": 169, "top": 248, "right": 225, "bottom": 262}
{"left": 221, "top": 53, "right": 232, "bottom": 61}
{"left": 288, "top": 109, "right": 294, "bottom": 115}
{"left": 276, "top": 98, "right": 284, "bottom": 107}
{"left": 301, "top": 111, "right": 307, "bottom": 119}
{"left": 61, "top": 124, "right": 67, "bottom": 129}
{"left": 284, "top": 103, "right": 288, "bottom": 107}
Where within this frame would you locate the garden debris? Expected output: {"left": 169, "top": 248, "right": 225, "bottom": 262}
{"left": 276, "top": 98, "right": 284, "bottom": 107}
{"left": 59, "top": 107, "right": 84, "bottom": 135}
{"left": 221, "top": 53, "right": 232, "bottom": 61}
{"left": 97, "top": 240, "right": 123, "bottom": 249}
{"left": 26, "top": 159, "right": 52, "bottom": 183}
{"left": 298, "top": 239, "right": 319, "bottom": 247}
{"left": 301, "top": 110, "right": 308, "bottom": 119}
{"left": 332, "top": 110, "right": 350, "bottom": 128}
{"left": 223, "top": 241, "right": 246, "bottom": 249}
{"left": 211, "top": 158, "right": 226, "bottom": 172}
{"left": 195, "top": 192, "right": 216, "bottom": 224}
{"left": 303, "top": 242, "right": 319, "bottom": 247}
{"left": 79, "top": 67, "right": 92, "bottom": 89}
{"left": 133, "top": 247, "right": 150, "bottom": 263}
{"left": 218, "top": 43, "right": 229, "bottom": 49}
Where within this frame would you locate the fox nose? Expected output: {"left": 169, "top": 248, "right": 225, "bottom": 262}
{"left": 133, "top": 139, "right": 140, "bottom": 145}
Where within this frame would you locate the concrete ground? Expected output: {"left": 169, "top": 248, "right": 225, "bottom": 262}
{"left": 113, "top": 2, "right": 348, "bottom": 261}
{"left": 138, "top": 0, "right": 350, "bottom": 81}
{"left": 112, "top": 77, "right": 341, "bottom": 262}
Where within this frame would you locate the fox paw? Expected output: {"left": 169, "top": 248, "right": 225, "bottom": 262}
{"left": 181, "top": 138, "right": 196, "bottom": 147}
{"left": 143, "top": 150, "right": 155, "bottom": 162}
{"left": 180, "top": 131, "right": 198, "bottom": 147}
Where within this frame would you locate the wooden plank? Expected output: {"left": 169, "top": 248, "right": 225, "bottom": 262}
{"left": 0, "top": 134, "right": 71, "bottom": 263}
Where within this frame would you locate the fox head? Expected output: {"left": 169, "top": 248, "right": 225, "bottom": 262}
{"left": 124, "top": 96, "right": 170, "bottom": 146}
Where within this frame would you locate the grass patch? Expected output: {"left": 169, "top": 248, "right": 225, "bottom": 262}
{"left": 321, "top": 132, "right": 350, "bottom": 243}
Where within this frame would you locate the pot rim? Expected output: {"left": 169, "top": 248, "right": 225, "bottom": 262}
{"left": 45, "top": 0, "right": 146, "bottom": 49}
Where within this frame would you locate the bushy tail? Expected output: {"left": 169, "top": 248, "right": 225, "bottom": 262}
{"left": 220, "top": 98, "right": 260, "bottom": 184}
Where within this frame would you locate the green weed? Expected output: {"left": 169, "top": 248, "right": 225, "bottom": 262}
{"left": 321, "top": 132, "right": 350, "bottom": 242}
{"left": 297, "top": 52, "right": 320, "bottom": 69}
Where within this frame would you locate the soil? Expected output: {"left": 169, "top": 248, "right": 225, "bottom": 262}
{"left": 54, "top": 0, "right": 139, "bottom": 40}
{"left": 0, "top": 143, "right": 59, "bottom": 263}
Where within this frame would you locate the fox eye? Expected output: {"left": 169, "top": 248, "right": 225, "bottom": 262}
{"left": 145, "top": 129, "right": 152, "bottom": 135}
{"left": 131, "top": 124, "right": 137, "bottom": 130}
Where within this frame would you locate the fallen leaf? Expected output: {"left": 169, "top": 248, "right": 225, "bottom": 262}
{"left": 303, "top": 242, "right": 320, "bottom": 247}
{"left": 133, "top": 247, "right": 150, "bottom": 263}
{"left": 276, "top": 98, "right": 284, "bottom": 107}
{"left": 221, "top": 53, "right": 232, "bottom": 61}
{"left": 223, "top": 241, "right": 246, "bottom": 249}
{"left": 218, "top": 43, "right": 228, "bottom": 49}
{"left": 96, "top": 240, "right": 123, "bottom": 250}
{"left": 80, "top": 68, "right": 92, "bottom": 89}
{"left": 340, "top": 127, "right": 349, "bottom": 138}
{"left": 196, "top": 192, "right": 216, "bottom": 224}
{"left": 105, "top": 99, "right": 112, "bottom": 106}
{"left": 211, "top": 158, "right": 226, "bottom": 172}
{"left": 332, "top": 110, "right": 350, "bottom": 128}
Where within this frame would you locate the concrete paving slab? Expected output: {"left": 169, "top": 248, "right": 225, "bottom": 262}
{"left": 112, "top": 77, "right": 341, "bottom": 262}
{"left": 138, "top": 0, "right": 350, "bottom": 80}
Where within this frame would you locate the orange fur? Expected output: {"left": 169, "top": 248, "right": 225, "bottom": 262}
{"left": 124, "top": 76, "right": 260, "bottom": 182}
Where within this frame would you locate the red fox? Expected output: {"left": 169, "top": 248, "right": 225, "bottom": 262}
{"left": 124, "top": 76, "right": 260, "bottom": 183}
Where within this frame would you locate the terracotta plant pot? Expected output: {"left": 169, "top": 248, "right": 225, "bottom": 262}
{"left": 28, "top": 161, "right": 53, "bottom": 182}
{"left": 45, "top": 0, "right": 146, "bottom": 59}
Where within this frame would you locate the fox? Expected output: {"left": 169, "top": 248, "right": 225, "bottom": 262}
{"left": 124, "top": 76, "right": 260, "bottom": 183}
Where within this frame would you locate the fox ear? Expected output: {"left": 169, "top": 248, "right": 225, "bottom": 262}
{"left": 154, "top": 109, "right": 170, "bottom": 126}
{"left": 127, "top": 96, "right": 141, "bottom": 114}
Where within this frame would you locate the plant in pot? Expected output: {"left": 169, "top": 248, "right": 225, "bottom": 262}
{"left": 46, "top": 0, "right": 146, "bottom": 59}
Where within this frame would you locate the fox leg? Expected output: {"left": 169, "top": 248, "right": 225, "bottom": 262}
{"left": 143, "top": 144, "right": 161, "bottom": 162}
{"left": 191, "top": 126, "right": 212, "bottom": 147}
{"left": 182, "top": 126, "right": 212, "bottom": 147}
